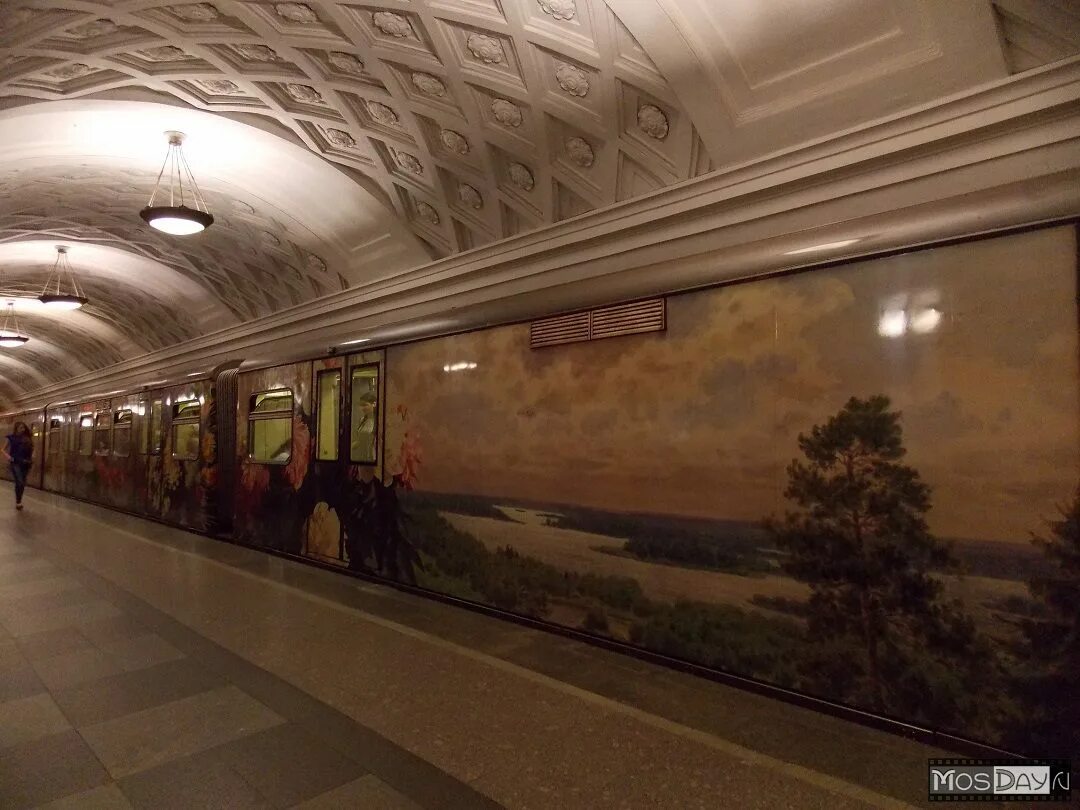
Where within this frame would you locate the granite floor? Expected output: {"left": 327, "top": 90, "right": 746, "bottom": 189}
{"left": 1, "top": 488, "right": 948, "bottom": 809}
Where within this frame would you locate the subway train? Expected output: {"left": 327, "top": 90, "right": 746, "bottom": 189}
{"left": 3, "top": 223, "right": 1078, "bottom": 757}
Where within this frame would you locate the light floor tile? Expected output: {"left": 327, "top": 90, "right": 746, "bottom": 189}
{"left": 80, "top": 685, "right": 285, "bottom": 778}
{"left": 0, "top": 692, "right": 71, "bottom": 749}
{"left": 32, "top": 782, "right": 134, "bottom": 809}
{"left": 31, "top": 647, "right": 124, "bottom": 691}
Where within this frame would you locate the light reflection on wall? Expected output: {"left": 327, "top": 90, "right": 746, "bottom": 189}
{"left": 443, "top": 362, "right": 477, "bottom": 373}
{"left": 878, "top": 291, "right": 942, "bottom": 338}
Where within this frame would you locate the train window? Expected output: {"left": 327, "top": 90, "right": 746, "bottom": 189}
{"left": 93, "top": 412, "right": 111, "bottom": 456}
{"left": 349, "top": 365, "right": 379, "bottom": 464}
{"left": 113, "top": 410, "right": 132, "bottom": 457}
{"left": 48, "top": 418, "right": 61, "bottom": 454}
{"left": 171, "top": 400, "right": 201, "bottom": 461}
{"left": 149, "top": 399, "right": 162, "bottom": 454}
{"left": 248, "top": 390, "right": 293, "bottom": 464}
{"left": 315, "top": 370, "right": 340, "bottom": 461}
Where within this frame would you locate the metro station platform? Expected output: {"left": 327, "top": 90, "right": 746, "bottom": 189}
{"left": 0, "top": 489, "right": 947, "bottom": 809}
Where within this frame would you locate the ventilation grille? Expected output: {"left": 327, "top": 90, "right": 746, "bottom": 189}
{"left": 530, "top": 298, "right": 665, "bottom": 349}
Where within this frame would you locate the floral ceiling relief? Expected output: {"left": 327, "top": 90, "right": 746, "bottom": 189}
{"left": 0, "top": 0, "right": 711, "bottom": 258}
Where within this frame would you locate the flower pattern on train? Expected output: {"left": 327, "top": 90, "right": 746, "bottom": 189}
{"left": 305, "top": 501, "right": 340, "bottom": 558}
{"left": 393, "top": 405, "right": 421, "bottom": 491}
{"left": 284, "top": 419, "right": 310, "bottom": 491}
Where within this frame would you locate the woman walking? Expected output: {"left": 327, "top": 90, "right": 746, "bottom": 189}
{"left": 2, "top": 421, "right": 34, "bottom": 510}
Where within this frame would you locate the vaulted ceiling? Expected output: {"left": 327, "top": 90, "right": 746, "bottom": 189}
{"left": 1, "top": 0, "right": 1078, "bottom": 407}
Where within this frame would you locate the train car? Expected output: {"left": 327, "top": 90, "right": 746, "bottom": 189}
{"left": 4, "top": 224, "right": 1078, "bottom": 757}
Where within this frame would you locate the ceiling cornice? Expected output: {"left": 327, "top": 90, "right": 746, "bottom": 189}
{"left": 7, "top": 55, "right": 1080, "bottom": 411}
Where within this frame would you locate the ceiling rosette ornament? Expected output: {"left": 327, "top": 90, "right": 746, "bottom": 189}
{"left": 367, "top": 101, "right": 399, "bottom": 126}
{"left": 67, "top": 19, "right": 119, "bottom": 39}
{"left": 200, "top": 78, "right": 241, "bottom": 94}
{"left": 275, "top": 3, "right": 318, "bottom": 24}
{"left": 328, "top": 52, "right": 363, "bottom": 74}
{"left": 508, "top": 162, "right": 535, "bottom": 191}
{"left": 637, "top": 104, "right": 669, "bottom": 140}
{"left": 170, "top": 4, "right": 219, "bottom": 22}
{"left": 458, "top": 183, "right": 483, "bottom": 209}
{"left": 440, "top": 130, "right": 469, "bottom": 155}
{"left": 325, "top": 128, "right": 356, "bottom": 149}
{"left": 491, "top": 99, "right": 522, "bottom": 127}
{"left": 234, "top": 43, "right": 280, "bottom": 61}
{"left": 43, "top": 63, "right": 96, "bottom": 80}
{"left": 139, "top": 46, "right": 191, "bottom": 61}
{"left": 537, "top": 0, "right": 577, "bottom": 21}
{"left": 285, "top": 83, "right": 323, "bottom": 104}
{"left": 372, "top": 11, "right": 412, "bottom": 38}
{"left": 555, "top": 63, "right": 589, "bottom": 97}
{"left": 565, "top": 136, "right": 594, "bottom": 167}
{"left": 467, "top": 33, "right": 505, "bottom": 64}
{"left": 397, "top": 153, "right": 424, "bottom": 175}
{"left": 411, "top": 72, "right": 446, "bottom": 97}
{"left": 416, "top": 201, "right": 440, "bottom": 225}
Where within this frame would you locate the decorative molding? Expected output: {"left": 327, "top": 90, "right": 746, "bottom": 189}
{"left": 9, "top": 58, "right": 1077, "bottom": 410}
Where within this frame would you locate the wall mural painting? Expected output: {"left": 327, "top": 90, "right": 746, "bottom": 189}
{"left": 380, "top": 226, "right": 1079, "bottom": 755}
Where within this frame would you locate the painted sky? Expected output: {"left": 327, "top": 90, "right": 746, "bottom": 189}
{"left": 386, "top": 226, "right": 1079, "bottom": 543}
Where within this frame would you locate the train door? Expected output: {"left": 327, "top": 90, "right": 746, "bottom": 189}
{"left": 306, "top": 358, "right": 346, "bottom": 565}
{"left": 305, "top": 351, "right": 386, "bottom": 569}
{"left": 145, "top": 392, "right": 165, "bottom": 517}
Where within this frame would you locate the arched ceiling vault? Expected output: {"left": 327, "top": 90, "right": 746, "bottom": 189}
{"left": 1, "top": 1, "right": 1077, "bottom": 408}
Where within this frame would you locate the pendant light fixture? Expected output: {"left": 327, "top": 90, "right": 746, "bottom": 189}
{"left": 38, "top": 245, "right": 88, "bottom": 310}
{"left": 0, "top": 302, "right": 29, "bottom": 348}
{"left": 139, "top": 130, "right": 214, "bottom": 236}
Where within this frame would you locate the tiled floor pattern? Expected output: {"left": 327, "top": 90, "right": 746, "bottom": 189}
{"left": 0, "top": 491, "right": 950, "bottom": 809}
{"left": 0, "top": 540, "right": 494, "bottom": 809}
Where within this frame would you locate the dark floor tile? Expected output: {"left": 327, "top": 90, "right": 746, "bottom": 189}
{"left": 0, "top": 660, "right": 46, "bottom": 703}
{"left": 52, "top": 658, "right": 226, "bottom": 727}
{"left": 0, "top": 730, "right": 110, "bottom": 809}
{"left": 98, "top": 632, "right": 184, "bottom": 673}
{"left": 118, "top": 749, "right": 273, "bottom": 810}
{"left": 78, "top": 615, "right": 149, "bottom": 646}
{"left": 15, "top": 627, "right": 94, "bottom": 662}
{"left": 212, "top": 723, "right": 367, "bottom": 807}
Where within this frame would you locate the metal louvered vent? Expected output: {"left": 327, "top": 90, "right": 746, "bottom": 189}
{"left": 530, "top": 298, "right": 665, "bottom": 349}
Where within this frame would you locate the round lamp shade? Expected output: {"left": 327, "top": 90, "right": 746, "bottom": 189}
{"left": 0, "top": 333, "right": 29, "bottom": 348}
{"left": 139, "top": 205, "right": 214, "bottom": 235}
{"left": 39, "top": 293, "right": 88, "bottom": 310}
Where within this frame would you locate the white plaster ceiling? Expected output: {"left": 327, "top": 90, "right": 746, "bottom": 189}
{"left": 1, "top": 0, "right": 1077, "bottom": 406}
